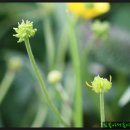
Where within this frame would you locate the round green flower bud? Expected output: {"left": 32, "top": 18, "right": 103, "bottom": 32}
{"left": 91, "top": 20, "right": 110, "bottom": 40}
{"left": 13, "top": 20, "right": 37, "bottom": 43}
{"left": 7, "top": 57, "right": 22, "bottom": 72}
{"left": 47, "top": 70, "right": 62, "bottom": 85}
{"left": 86, "top": 75, "right": 112, "bottom": 93}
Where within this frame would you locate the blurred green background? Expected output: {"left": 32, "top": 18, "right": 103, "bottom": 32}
{"left": 0, "top": 3, "right": 130, "bottom": 128}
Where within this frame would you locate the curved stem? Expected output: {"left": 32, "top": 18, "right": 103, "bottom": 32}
{"left": 24, "top": 38, "right": 68, "bottom": 127}
{"left": 100, "top": 92, "right": 105, "bottom": 128}
{"left": 0, "top": 70, "right": 15, "bottom": 105}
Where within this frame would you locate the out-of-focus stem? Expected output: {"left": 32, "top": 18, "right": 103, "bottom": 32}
{"left": 0, "top": 70, "right": 15, "bottom": 105}
{"left": 67, "top": 14, "right": 83, "bottom": 127}
{"left": 43, "top": 16, "right": 55, "bottom": 71}
{"left": 56, "top": 25, "right": 69, "bottom": 71}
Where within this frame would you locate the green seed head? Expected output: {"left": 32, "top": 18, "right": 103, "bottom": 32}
{"left": 91, "top": 20, "right": 110, "bottom": 40}
{"left": 13, "top": 20, "right": 37, "bottom": 43}
{"left": 86, "top": 75, "right": 112, "bottom": 93}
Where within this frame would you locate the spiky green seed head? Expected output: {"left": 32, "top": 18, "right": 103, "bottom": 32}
{"left": 13, "top": 20, "right": 37, "bottom": 43}
{"left": 86, "top": 75, "right": 112, "bottom": 93}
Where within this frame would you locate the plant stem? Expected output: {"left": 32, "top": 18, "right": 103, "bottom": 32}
{"left": 43, "top": 15, "right": 55, "bottom": 71}
{"left": 56, "top": 17, "right": 78, "bottom": 72}
{"left": 59, "top": 84, "right": 72, "bottom": 127}
{"left": 54, "top": 83, "right": 68, "bottom": 102}
{"left": 24, "top": 38, "right": 68, "bottom": 127}
{"left": 56, "top": 25, "right": 69, "bottom": 71}
{"left": 0, "top": 70, "right": 15, "bottom": 105}
{"left": 67, "top": 15, "right": 83, "bottom": 127}
{"left": 100, "top": 92, "right": 105, "bottom": 128}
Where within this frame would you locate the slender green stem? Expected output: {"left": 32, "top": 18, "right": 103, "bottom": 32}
{"left": 54, "top": 83, "right": 68, "bottom": 102}
{"left": 59, "top": 84, "right": 72, "bottom": 127}
{"left": 43, "top": 16, "right": 55, "bottom": 71}
{"left": 30, "top": 74, "right": 48, "bottom": 127}
{"left": 100, "top": 92, "right": 105, "bottom": 128}
{"left": 56, "top": 17, "right": 78, "bottom": 72}
{"left": 24, "top": 38, "right": 68, "bottom": 127}
{"left": 67, "top": 15, "right": 83, "bottom": 127}
{"left": 55, "top": 25, "right": 69, "bottom": 71}
{"left": 60, "top": 100, "right": 72, "bottom": 127}
{"left": 0, "top": 70, "right": 15, "bottom": 105}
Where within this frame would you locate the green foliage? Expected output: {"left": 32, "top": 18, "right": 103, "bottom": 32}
{"left": 0, "top": 3, "right": 130, "bottom": 128}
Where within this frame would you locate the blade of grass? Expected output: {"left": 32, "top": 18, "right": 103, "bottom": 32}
{"left": 43, "top": 15, "right": 55, "bottom": 71}
{"left": 55, "top": 25, "right": 69, "bottom": 71}
{"left": 0, "top": 70, "right": 15, "bottom": 105}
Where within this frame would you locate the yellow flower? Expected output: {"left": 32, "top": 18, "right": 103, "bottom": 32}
{"left": 67, "top": 3, "right": 110, "bottom": 19}
{"left": 86, "top": 75, "right": 112, "bottom": 93}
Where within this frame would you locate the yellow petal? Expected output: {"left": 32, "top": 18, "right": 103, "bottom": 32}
{"left": 67, "top": 3, "right": 110, "bottom": 19}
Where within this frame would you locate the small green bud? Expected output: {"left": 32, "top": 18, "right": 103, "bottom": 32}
{"left": 91, "top": 20, "right": 110, "bottom": 40}
{"left": 13, "top": 20, "right": 37, "bottom": 43}
{"left": 7, "top": 57, "right": 22, "bottom": 72}
{"left": 86, "top": 75, "right": 112, "bottom": 93}
{"left": 47, "top": 70, "right": 62, "bottom": 85}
